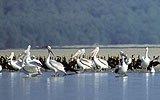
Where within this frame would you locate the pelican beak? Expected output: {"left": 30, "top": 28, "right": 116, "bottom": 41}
{"left": 8, "top": 55, "right": 12, "bottom": 60}
{"left": 72, "top": 50, "right": 80, "bottom": 58}
{"left": 50, "top": 50, "right": 55, "bottom": 57}
{"left": 91, "top": 48, "right": 97, "bottom": 57}
{"left": 16, "top": 53, "right": 25, "bottom": 61}
{"left": 91, "top": 48, "right": 96, "bottom": 54}
{"left": 120, "top": 51, "right": 127, "bottom": 57}
{"left": 48, "top": 48, "right": 55, "bottom": 57}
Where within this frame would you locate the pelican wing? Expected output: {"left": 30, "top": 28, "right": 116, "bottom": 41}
{"left": 31, "top": 59, "right": 42, "bottom": 66}
{"left": 49, "top": 60, "right": 65, "bottom": 72}
{"left": 10, "top": 60, "right": 22, "bottom": 70}
{"left": 141, "top": 56, "right": 145, "bottom": 61}
{"left": 80, "top": 59, "right": 92, "bottom": 68}
{"left": 98, "top": 58, "right": 108, "bottom": 66}
{"left": 22, "top": 65, "right": 38, "bottom": 73}
{"left": 81, "top": 58, "right": 93, "bottom": 65}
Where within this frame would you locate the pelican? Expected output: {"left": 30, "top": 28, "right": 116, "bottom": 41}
{"left": 16, "top": 45, "right": 32, "bottom": 63}
{"left": 141, "top": 47, "right": 150, "bottom": 70}
{"left": 21, "top": 56, "right": 42, "bottom": 77}
{"left": 91, "top": 47, "right": 109, "bottom": 71}
{"left": 72, "top": 49, "right": 94, "bottom": 71}
{"left": 24, "top": 45, "right": 42, "bottom": 67}
{"left": 24, "top": 51, "right": 42, "bottom": 71}
{"left": 22, "top": 52, "right": 42, "bottom": 77}
{"left": 115, "top": 51, "right": 129, "bottom": 76}
{"left": 8, "top": 52, "right": 22, "bottom": 70}
{"left": 80, "top": 49, "right": 95, "bottom": 67}
{"left": 21, "top": 64, "right": 42, "bottom": 77}
{"left": 45, "top": 46, "right": 67, "bottom": 77}
{"left": 21, "top": 45, "right": 42, "bottom": 77}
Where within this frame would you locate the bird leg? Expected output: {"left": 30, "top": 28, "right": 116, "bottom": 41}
{"left": 146, "top": 68, "right": 148, "bottom": 72}
{"left": 54, "top": 72, "right": 57, "bottom": 77}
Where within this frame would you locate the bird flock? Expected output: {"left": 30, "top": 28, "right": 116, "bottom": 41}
{"left": 0, "top": 45, "right": 159, "bottom": 77}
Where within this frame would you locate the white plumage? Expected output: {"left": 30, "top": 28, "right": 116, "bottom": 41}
{"left": 141, "top": 47, "right": 150, "bottom": 69}
{"left": 8, "top": 52, "right": 22, "bottom": 70}
{"left": 115, "top": 51, "right": 130, "bottom": 76}
{"left": 91, "top": 47, "right": 109, "bottom": 70}
{"left": 45, "top": 46, "right": 66, "bottom": 77}
{"left": 72, "top": 49, "right": 94, "bottom": 71}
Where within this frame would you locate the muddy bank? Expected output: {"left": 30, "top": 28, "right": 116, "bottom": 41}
{"left": 1, "top": 44, "right": 160, "bottom": 59}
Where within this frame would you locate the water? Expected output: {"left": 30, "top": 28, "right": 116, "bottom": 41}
{"left": 0, "top": 71, "right": 160, "bottom": 100}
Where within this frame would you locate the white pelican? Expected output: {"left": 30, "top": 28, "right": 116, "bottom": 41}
{"left": 45, "top": 46, "right": 67, "bottom": 77}
{"left": 22, "top": 52, "right": 42, "bottom": 76}
{"left": 24, "top": 51, "right": 42, "bottom": 71}
{"left": 8, "top": 52, "right": 22, "bottom": 70}
{"left": 23, "top": 45, "right": 42, "bottom": 67}
{"left": 21, "top": 45, "right": 42, "bottom": 77}
{"left": 80, "top": 49, "right": 95, "bottom": 66}
{"left": 141, "top": 47, "right": 150, "bottom": 70}
{"left": 72, "top": 49, "right": 94, "bottom": 71}
{"left": 91, "top": 47, "right": 109, "bottom": 71}
{"left": 81, "top": 49, "right": 95, "bottom": 68}
{"left": 21, "top": 64, "right": 42, "bottom": 77}
{"left": 115, "top": 51, "right": 129, "bottom": 76}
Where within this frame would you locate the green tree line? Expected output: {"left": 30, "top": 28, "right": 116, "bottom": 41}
{"left": 0, "top": 0, "right": 160, "bottom": 49}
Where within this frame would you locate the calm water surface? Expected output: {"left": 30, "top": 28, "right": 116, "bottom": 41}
{"left": 0, "top": 71, "right": 160, "bottom": 100}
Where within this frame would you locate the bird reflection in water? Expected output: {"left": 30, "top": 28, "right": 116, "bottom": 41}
{"left": 47, "top": 77, "right": 64, "bottom": 100}
{"left": 151, "top": 72, "right": 155, "bottom": 76}
{"left": 122, "top": 77, "right": 128, "bottom": 100}
{"left": 0, "top": 73, "right": 2, "bottom": 79}
{"left": 94, "top": 73, "right": 100, "bottom": 100}
{"left": 145, "top": 73, "right": 149, "bottom": 100}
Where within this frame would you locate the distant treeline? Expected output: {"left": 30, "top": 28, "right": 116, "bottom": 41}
{"left": 1, "top": 0, "right": 160, "bottom": 49}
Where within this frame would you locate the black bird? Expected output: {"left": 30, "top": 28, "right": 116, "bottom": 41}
{"left": 62, "top": 57, "right": 78, "bottom": 73}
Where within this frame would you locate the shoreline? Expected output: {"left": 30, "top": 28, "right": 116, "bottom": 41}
{"left": 0, "top": 45, "right": 159, "bottom": 58}
{"left": 3, "top": 44, "right": 160, "bottom": 50}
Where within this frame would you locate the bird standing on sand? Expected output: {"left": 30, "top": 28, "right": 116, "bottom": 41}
{"left": 45, "top": 46, "right": 67, "bottom": 77}
{"left": 91, "top": 47, "right": 109, "bottom": 71}
{"left": 8, "top": 52, "right": 22, "bottom": 70}
{"left": 141, "top": 47, "right": 150, "bottom": 71}
{"left": 115, "top": 51, "right": 131, "bottom": 76}
{"left": 72, "top": 49, "right": 94, "bottom": 71}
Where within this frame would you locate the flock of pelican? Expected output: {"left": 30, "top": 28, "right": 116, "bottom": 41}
{"left": 0, "top": 45, "right": 159, "bottom": 77}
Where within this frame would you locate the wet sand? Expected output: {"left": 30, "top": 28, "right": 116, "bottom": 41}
{"left": 1, "top": 44, "right": 160, "bottom": 59}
